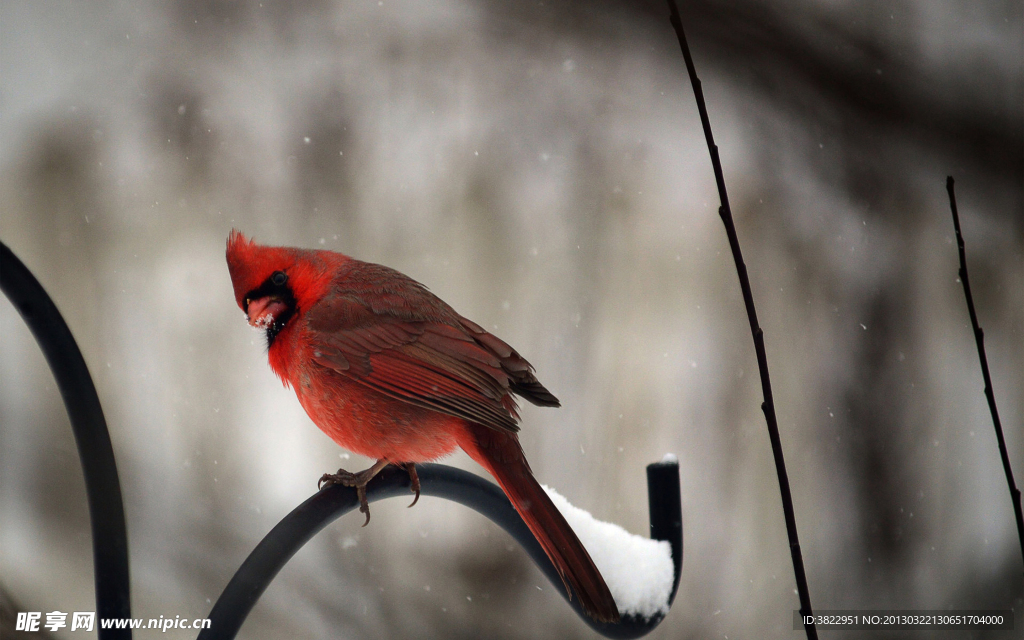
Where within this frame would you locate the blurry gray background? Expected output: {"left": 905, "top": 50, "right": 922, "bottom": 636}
{"left": 1, "top": 0, "right": 1021, "bottom": 638}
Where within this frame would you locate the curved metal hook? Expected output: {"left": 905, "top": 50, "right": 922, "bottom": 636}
{"left": 0, "top": 241, "right": 133, "bottom": 639}
{"left": 200, "top": 462, "right": 682, "bottom": 639}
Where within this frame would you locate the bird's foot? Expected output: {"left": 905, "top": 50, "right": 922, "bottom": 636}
{"left": 404, "top": 462, "right": 420, "bottom": 508}
{"left": 319, "top": 459, "right": 390, "bottom": 526}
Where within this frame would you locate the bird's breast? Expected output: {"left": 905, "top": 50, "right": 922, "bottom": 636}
{"left": 292, "top": 358, "right": 463, "bottom": 463}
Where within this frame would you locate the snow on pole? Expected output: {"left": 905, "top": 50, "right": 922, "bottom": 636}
{"left": 542, "top": 485, "right": 675, "bottom": 619}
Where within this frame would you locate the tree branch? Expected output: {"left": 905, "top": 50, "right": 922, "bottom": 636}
{"left": 946, "top": 176, "right": 1024, "bottom": 574}
{"left": 665, "top": 3, "right": 817, "bottom": 638}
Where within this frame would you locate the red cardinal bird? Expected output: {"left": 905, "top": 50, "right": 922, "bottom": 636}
{"left": 225, "top": 230, "right": 619, "bottom": 623}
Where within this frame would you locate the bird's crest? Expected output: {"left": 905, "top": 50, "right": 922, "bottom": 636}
{"left": 226, "top": 229, "right": 294, "bottom": 310}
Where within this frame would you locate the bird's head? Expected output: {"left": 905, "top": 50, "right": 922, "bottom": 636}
{"left": 225, "top": 230, "right": 333, "bottom": 345}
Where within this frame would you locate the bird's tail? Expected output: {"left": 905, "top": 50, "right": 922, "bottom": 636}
{"left": 459, "top": 424, "right": 620, "bottom": 623}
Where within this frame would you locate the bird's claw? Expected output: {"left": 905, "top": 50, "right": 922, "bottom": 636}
{"left": 317, "top": 460, "right": 416, "bottom": 525}
{"left": 318, "top": 468, "right": 359, "bottom": 491}
{"left": 317, "top": 472, "right": 339, "bottom": 491}
{"left": 318, "top": 465, "right": 380, "bottom": 526}
{"left": 356, "top": 485, "right": 370, "bottom": 526}
{"left": 405, "top": 463, "right": 420, "bottom": 508}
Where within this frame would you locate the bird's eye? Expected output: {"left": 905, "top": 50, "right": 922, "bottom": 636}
{"left": 271, "top": 271, "right": 288, "bottom": 286}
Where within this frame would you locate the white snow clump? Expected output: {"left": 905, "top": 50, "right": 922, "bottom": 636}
{"left": 542, "top": 485, "right": 674, "bottom": 619}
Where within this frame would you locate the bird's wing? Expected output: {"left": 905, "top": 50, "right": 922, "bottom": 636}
{"left": 305, "top": 290, "right": 556, "bottom": 434}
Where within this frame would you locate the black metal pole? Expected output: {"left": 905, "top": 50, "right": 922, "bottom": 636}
{"left": 200, "top": 461, "right": 682, "bottom": 640}
{"left": 1, "top": 241, "right": 132, "bottom": 639}
{"left": 647, "top": 459, "right": 683, "bottom": 603}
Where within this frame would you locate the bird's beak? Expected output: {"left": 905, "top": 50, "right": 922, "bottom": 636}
{"left": 246, "top": 296, "right": 290, "bottom": 329}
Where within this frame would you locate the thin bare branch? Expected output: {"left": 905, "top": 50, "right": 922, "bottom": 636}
{"left": 946, "top": 176, "right": 1024, "bottom": 574}
{"left": 665, "top": 2, "right": 818, "bottom": 638}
